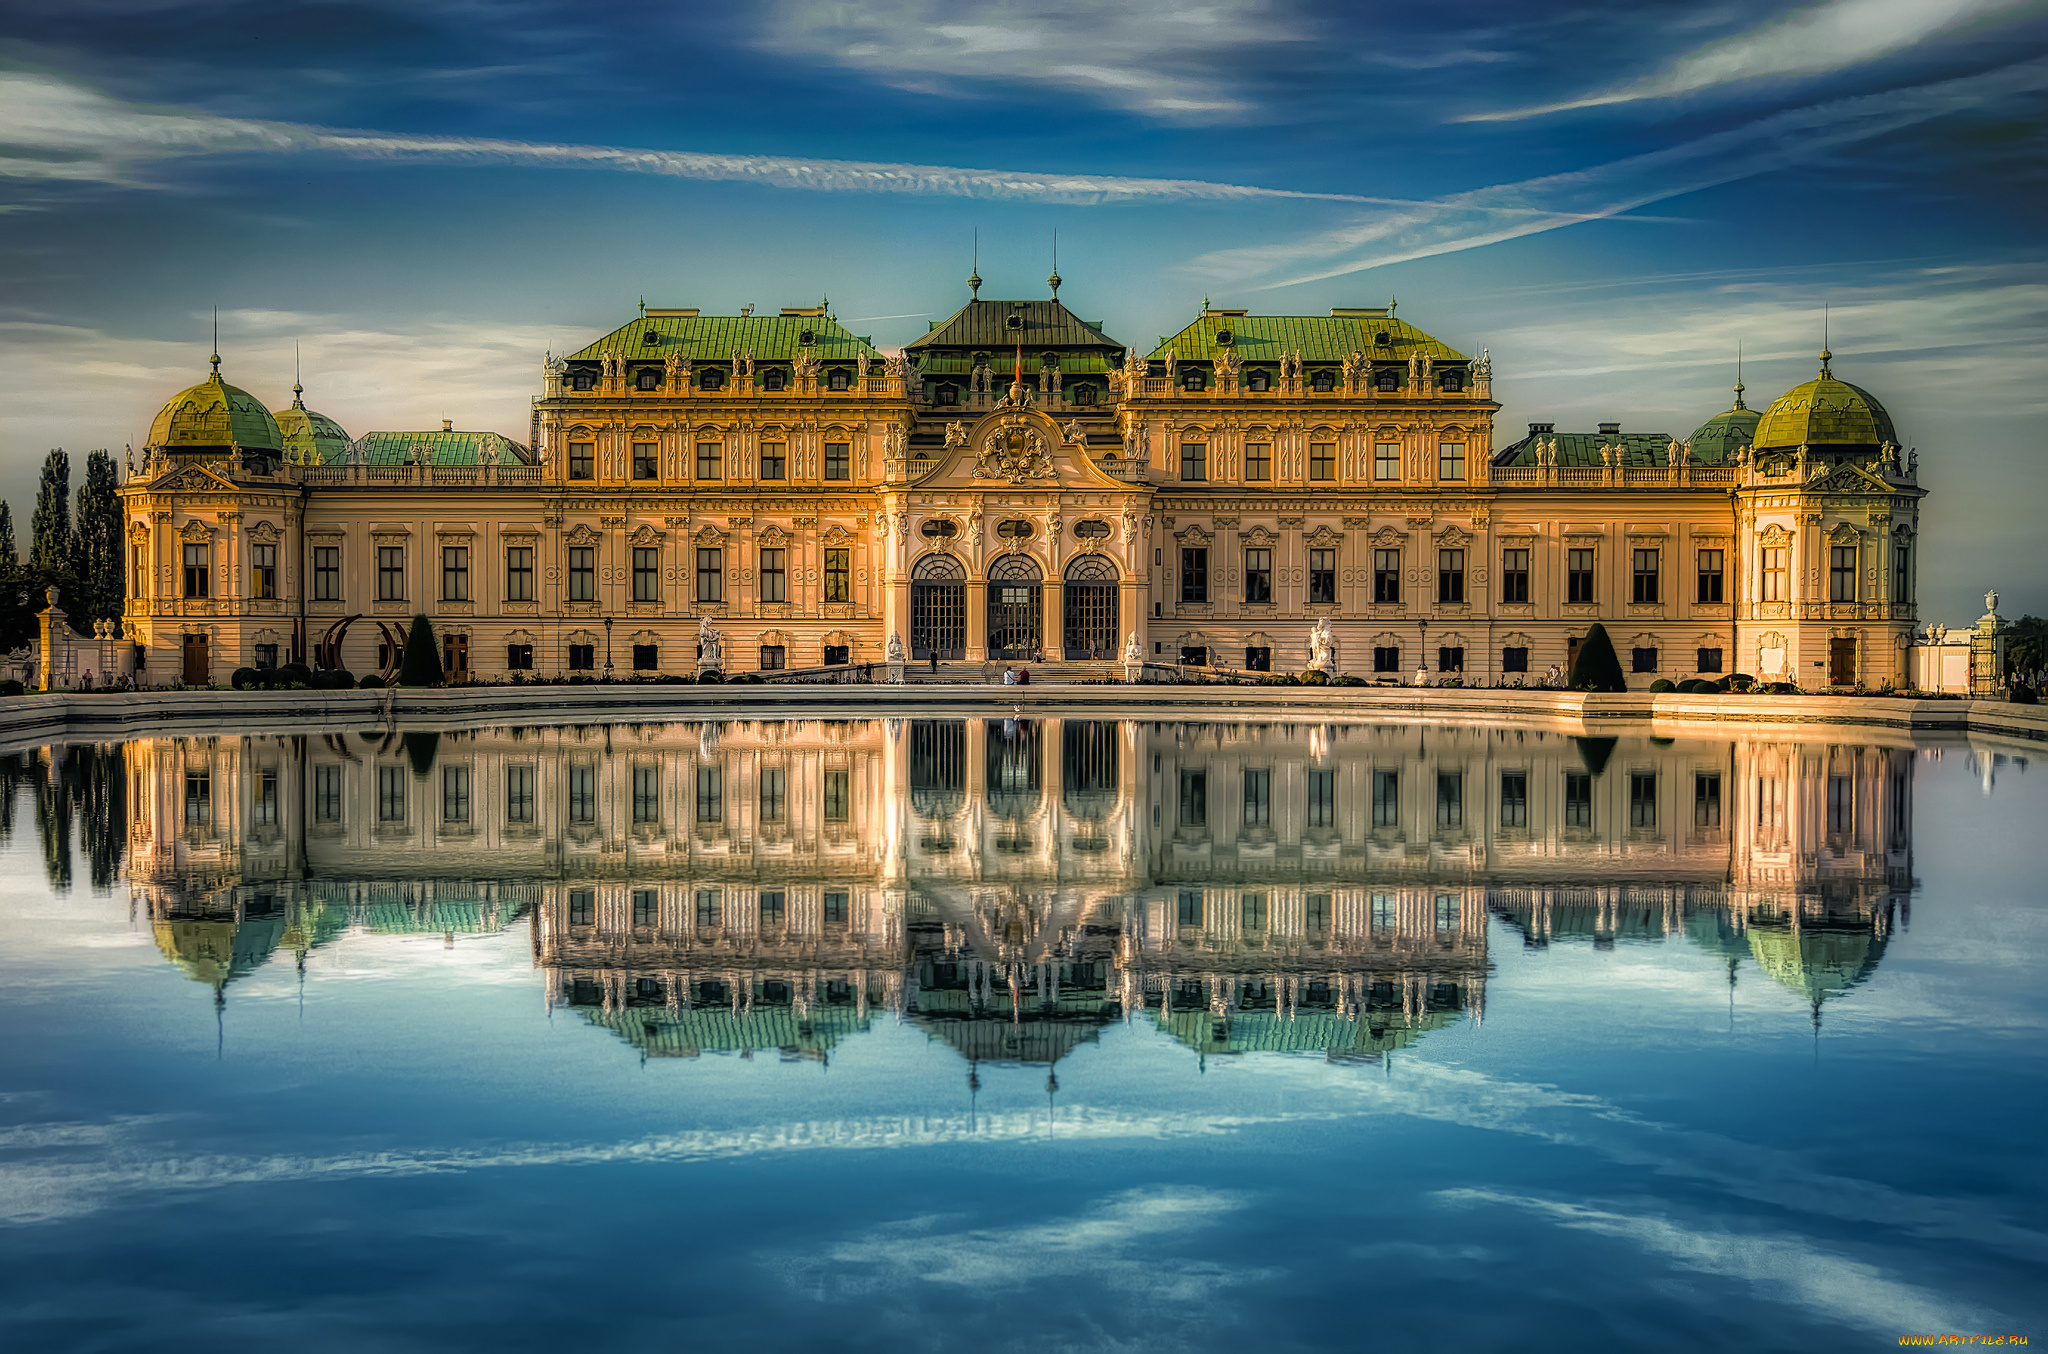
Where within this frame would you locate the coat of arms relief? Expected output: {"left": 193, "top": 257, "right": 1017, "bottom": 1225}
{"left": 973, "top": 415, "right": 1054, "bottom": 484}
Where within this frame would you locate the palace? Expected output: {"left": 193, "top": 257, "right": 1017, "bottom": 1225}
{"left": 120, "top": 276, "right": 1926, "bottom": 687}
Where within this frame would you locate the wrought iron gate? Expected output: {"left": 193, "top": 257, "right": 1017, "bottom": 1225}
{"left": 909, "top": 554, "right": 966, "bottom": 659}
{"left": 1062, "top": 555, "right": 1120, "bottom": 659}
{"left": 987, "top": 554, "right": 1043, "bottom": 660}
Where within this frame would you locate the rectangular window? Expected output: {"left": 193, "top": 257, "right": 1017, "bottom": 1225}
{"left": 313, "top": 765, "right": 342, "bottom": 822}
{"left": 1567, "top": 548, "right": 1596, "bottom": 604}
{"left": 1894, "top": 545, "right": 1910, "bottom": 604}
{"left": 1697, "top": 548, "right": 1724, "bottom": 604}
{"left": 1179, "top": 548, "right": 1208, "bottom": 603}
{"left": 1697, "top": 647, "right": 1723, "bottom": 673}
{"left": 1438, "top": 646, "right": 1465, "bottom": 673}
{"left": 694, "top": 890, "right": 720, "bottom": 928}
{"left": 1374, "top": 442, "right": 1400, "bottom": 481}
{"left": 1501, "top": 549, "right": 1529, "bottom": 603}
{"left": 1564, "top": 772, "right": 1592, "bottom": 828}
{"left": 824, "top": 441, "right": 850, "bottom": 481}
{"left": 506, "top": 643, "right": 533, "bottom": 670}
{"left": 131, "top": 543, "right": 145, "bottom": 597}
{"left": 567, "top": 644, "right": 594, "bottom": 671}
{"left": 759, "top": 767, "right": 787, "bottom": 823}
{"left": 695, "top": 442, "right": 722, "bottom": 480}
{"left": 1371, "top": 893, "right": 1394, "bottom": 931}
{"left": 567, "top": 765, "right": 595, "bottom": 824}
{"left": 759, "top": 645, "right": 785, "bottom": 671}
{"left": 1502, "top": 647, "right": 1529, "bottom": 673}
{"left": 1633, "top": 549, "right": 1660, "bottom": 604}
{"left": 1500, "top": 771, "right": 1528, "bottom": 828}
{"left": 568, "top": 442, "right": 594, "bottom": 480}
{"left": 1170, "top": 889, "right": 1200, "bottom": 928}
{"left": 183, "top": 771, "right": 211, "bottom": 827}
{"left": 253, "top": 643, "right": 278, "bottom": 671}
{"left": 441, "top": 545, "right": 469, "bottom": 602}
{"left": 568, "top": 889, "right": 595, "bottom": 927}
{"left": 1436, "top": 895, "right": 1458, "bottom": 933}
{"left": 632, "top": 441, "right": 658, "bottom": 481}
{"left": 311, "top": 545, "right": 339, "bottom": 601}
{"left": 442, "top": 766, "right": 471, "bottom": 824}
{"left": 376, "top": 546, "right": 404, "bottom": 601}
{"left": 760, "top": 443, "right": 786, "bottom": 480}
{"left": 1244, "top": 442, "right": 1271, "bottom": 481}
{"left": 1178, "top": 770, "right": 1207, "bottom": 827}
{"left": 1437, "top": 549, "right": 1465, "bottom": 604}
{"left": 1306, "top": 893, "right": 1332, "bottom": 936}
{"left": 632, "top": 644, "right": 657, "bottom": 671}
{"left": 1374, "top": 549, "right": 1401, "bottom": 604}
{"left": 1307, "top": 769, "right": 1335, "bottom": 828}
{"left": 1180, "top": 442, "right": 1207, "bottom": 482}
{"left": 1435, "top": 773, "right": 1464, "bottom": 829}
{"left": 760, "top": 548, "right": 786, "bottom": 603}
{"left": 1373, "top": 646, "right": 1399, "bottom": 673}
{"left": 1830, "top": 545, "right": 1856, "bottom": 602}
{"left": 1632, "top": 647, "right": 1659, "bottom": 673}
{"left": 824, "top": 548, "right": 850, "bottom": 603}
{"left": 567, "top": 547, "right": 595, "bottom": 602}
{"left": 1762, "top": 546, "right": 1788, "bottom": 602}
{"left": 1629, "top": 772, "right": 1657, "bottom": 829}
{"left": 252, "top": 771, "right": 277, "bottom": 827}
{"left": 633, "top": 547, "right": 659, "bottom": 602}
{"left": 377, "top": 765, "right": 406, "bottom": 823}
{"left": 1242, "top": 769, "right": 1271, "bottom": 827}
{"left": 1241, "top": 892, "right": 1268, "bottom": 931}
{"left": 1308, "top": 549, "right": 1336, "bottom": 605}
{"left": 505, "top": 766, "right": 534, "bottom": 823}
{"left": 824, "top": 770, "right": 850, "bottom": 822}
{"left": 758, "top": 891, "right": 786, "bottom": 927}
{"left": 697, "top": 548, "right": 723, "bottom": 603}
{"left": 1309, "top": 441, "right": 1336, "bottom": 481}
{"left": 1694, "top": 773, "right": 1723, "bottom": 828}
{"left": 1372, "top": 770, "right": 1398, "bottom": 827}
{"left": 506, "top": 546, "right": 533, "bottom": 602}
{"left": 632, "top": 889, "right": 657, "bottom": 928}
{"left": 1244, "top": 548, "right": 1272, "bottom": 604}
{"left": 695, "top": 766, "right": 722, "bottom": 822}
{"left": 1438, "top": 442, "right": 1467, "bottom": 481}
{"left": 824, "top": 891, "right": 849, "bottom": 926}
{"left": 251, "top": 544, "right": 276, "bottom": 600}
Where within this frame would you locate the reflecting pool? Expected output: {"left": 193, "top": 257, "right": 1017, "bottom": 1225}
{"left": 0, "top": 718, "right": 2042, "bottom": 1352}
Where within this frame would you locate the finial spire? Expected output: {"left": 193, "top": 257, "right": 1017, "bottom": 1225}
{"left": 1047, "top": 229, "right": 1060, "bottom": 296}
{"left": 969, "top": 229, "right": 981, "bottom": 299}
{"left": 293, "top": 344, "right": 303, "bottom": 402}
{"left": 1820, "top": 305, "right": 1832, "bottom": 375}
{"left": 1388, "top": 296, "right": 1398, "bottom": 316}
{"left": 638, "top": 296, "right": 645, "bottom": 317}
{"left": 210, "top": 306, "right": 220, "bottom": 376}
{"left": 1732, "top": 341, "right": 1745, "bottom": 408}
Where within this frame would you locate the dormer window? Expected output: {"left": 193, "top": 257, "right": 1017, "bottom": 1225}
{"left": 643, "top": 330, "right": 660, "bottom": 346}
{"left": 1440, "top": 370, "right": 1465, "bottom": 393}
{"left": 1375, "top": 369, "right": 1400, "bottom": 393}
{"left": 936, "top": 384, "right": 959, "bottom": 406}
{"left": 1311, "top": 370, "right": 1336, "bottom": 393}
{"left": 1246, "top": 370, "right": 1270, "bottom": 392}
{"left": 699, "top": 369, "right": 724, "bottom": 390}
{"left": 1183, "top": 369, "right": 1207, "bottom": 392}
{"left": 636, "top": 369, "right": 661, "bottom": 391}
{"left": 1215, "top": 330, "right": 1233, "bottom": 347}
{"left": 1374, "top": 330, "right": 1391, "bottom": 347}
{"left": 571, "top": 372, "right": 595, "bottom": 391}
{"left": 827, "top": 369, "right": 850, "bottom": 391}
{"left": 799, "top": 328, "right": 815, "bottom": 345}
{"left": 1005, "top": 313, "right": 1024, "bottom": 332}
{"left": 762, "top": 368, "right": 786, "bottom": 391}
{"left": 1072, "top": 385, "right": 1095, "bottom": 406}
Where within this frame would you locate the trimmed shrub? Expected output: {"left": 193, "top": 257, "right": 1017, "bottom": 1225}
{"left": 1649, "top": 679, "right": 1676, "bottom": 693}
{"left": 325, "top": 669, "right": 356, "bottom": 689}
{"left": 1727, "top": 673, "right": 1755, "bottom": 692}
{"left": 1765, "top": 681, "right": 1799, "bottom": 694}
{"left": 1297, "top": 669, "right": 1329, "bottom": 686}
{"left": 0, "top": 679, "right": 23, "bottom": 697}
{"left": 1567, "top": 623, "right": 1627, "bottom": 692}
{"left": 730, "top": 672, "right": 762, "bottom": 684}
{"left": 403, "top": 731, "right": 440, "bottom": 779}
{"left": 231, "top": 667, "right": 261, "bottom": 691}
{"left": 1333, "top": 674, "right": 1367, "bottom": 687}
{"left": 358, "top": 673, "right": 386, "bottom": 690}
{"left": 398, "top": 614, "right": 442, "bottom": 686}
{"left": 278, "top": 662, "right": 313, "bottom": 688}
{"left": 698, "top": 669, "right": 726, "bottom": 684}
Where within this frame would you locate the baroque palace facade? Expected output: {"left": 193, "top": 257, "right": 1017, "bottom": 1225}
{"left": 121, "top": 280, "right": 1926, "bottom": 687}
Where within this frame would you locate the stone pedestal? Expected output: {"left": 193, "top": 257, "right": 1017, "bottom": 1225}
{"left": 884, "top": 661, "right": 907, "bottom": 685}
{"left": 1124, "top": 662, "right": 1146, "bottom": 683}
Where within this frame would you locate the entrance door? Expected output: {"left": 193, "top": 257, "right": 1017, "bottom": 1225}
{"left": 1061, "top": 555, "right": 1119, "bottom": 659}
{"left": 443, "top": 633, "right": 470, "bottom": 683}
{"left": 1829, "top": 637, "right": 1857, "bottom": 685}
{"left": 987, "top": 554, "right": 1043, "bottom": 660}
{"left": 182, "top": 633, "right": 209, "bottom": 685}
{"left": 909, "top": 554, "right": 966, "bottom": 660}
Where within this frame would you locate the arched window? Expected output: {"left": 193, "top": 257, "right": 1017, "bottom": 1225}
{"left": 1375, "top": 369, "right": 1400, "bottom": 392}
{"left": 1073, "top": 520, "right": 1112, "bottom": 541}
{"left": 920, "top": 519, "right": 958, "bottom": 541}
{"left": 1311, "top": 370, "right": 1336, "bottom": 392}
{"left": 914, "top": 553, "right": 966, "bottom": 580}
{"left": 996, "top": 519, "right": 1035, "bottom": 542}
{"left": 1183, "top": 369, "right": 1207, "bottom": 392}
{"left": 828, "top": 369, "right": 850, "bottom": 391}
{"left": 699, "top": 369, "right": 724, "bottom": 391}
{"left": 762, "top": 368, "right": 786, "bottom": 391}
{"left": 1440, "top": 369, "right": 1465, "bottom": 393}
{"left": 636, "top": 368, "right": 661, "bottom": 391}
{"left": 1246, "top": 370, "right": 1270, "bottom": 392}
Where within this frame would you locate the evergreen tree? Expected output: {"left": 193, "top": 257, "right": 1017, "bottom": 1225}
{"left": 398, "top": 614, "right": 443, "bottom": 686}
{"left": 0, "top": 502, "right": 29, "bottom": 650}
{"left": 31, "top": 449, "right": 71, "bottom": 579}
{"left": 1567, "top": 623, "right": 1627, "bottom": 692}
{"left": 72, "top": 450, "right": 123, "bottom": 631}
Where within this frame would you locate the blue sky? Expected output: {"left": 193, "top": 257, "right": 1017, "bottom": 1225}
{"left": 1, "top": 0, "right": 2043, "bottom": 621}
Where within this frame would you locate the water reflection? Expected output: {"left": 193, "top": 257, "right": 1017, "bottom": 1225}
{"left": 42, "top": 718, "right": 1922, "bottom": 1060}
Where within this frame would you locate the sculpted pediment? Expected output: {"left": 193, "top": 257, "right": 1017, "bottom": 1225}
{"left": 628, "top": 524, "right": 666, "bottom": 546}
{"left": 177, "top": 519, "right": 214, "bottom": 543}
{"left": 1370, "top": 526, "right": 1407, "bottom": 547}
{"left": 913, "top": 407, "right": 1131, "bottom": 490}
{"left": 564, "top": 523, "right": 601, "bottom": 546}
{"left": 151, "top": 464, "right": 238, "bottom": 494}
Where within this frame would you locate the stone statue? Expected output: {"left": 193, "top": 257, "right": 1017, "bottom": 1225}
{"left": 1308, "top": 617, "right": 1336, "bottom": 676}
{"left": 793, "top": 350, "right": 821, "bottom": 388}
{"left": 944, "top": 421, "right": 969, "bottom": 448}
{"left": 1214, "top": 349, "right": 1241, "bottom": 388}
{"left": 665, "top": 351, "right": 684, "bottom": 388}
{"left": 1985, "top": 589, "right": 2000, "bottom": 616}
{"left": 697, "top": 616, "right": 723, "bottom": 670}
{"left": 857, "top": 352, "right": 871, "bottom": 384}
{"left": 1473, "top": 348, "right": 1492, "bottom": 380}
{"left": 1062, "top": 418, "right": 1088, "bottom": 445}
{"left": 1878, "top": 440, "right": 1900, "bottom": 473}
{"left": 1907, "top": 448, "right": 1918, "bottom": 475}
{"left": 1343, "top": 350, "right": 1368, "bottom": 392}
{"left": 1122, "top": 630, "right": 1143, "bottom": 665}
{"left": 887, "top": 631, "right": 905, "bottom": 663}
{"left": 1163, "top": 351, "right": 1177, "bottom": 381}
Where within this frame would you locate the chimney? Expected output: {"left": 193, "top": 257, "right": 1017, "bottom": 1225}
{"left": 442, "top": 419, "right": 453, "bottom": 432}
{"left": 1528, "top": 422, "right": 1555, "bottom": 435}
{"left": 1598, "top": 422, "right": 1620, "bottom": 435}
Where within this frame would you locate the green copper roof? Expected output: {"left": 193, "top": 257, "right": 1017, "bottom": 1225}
{"left": 1753, "top": 359, "right": 1896, "bottom": 450}
{"left": 352, "top": 430, "right": 531, "bottom": 467}
{"left": 907, "top": 298, "right": 1123, "bottom": 353}
{"left": 1152, "top": 312, "right": 1466, "bottom": 365}
{"left": 1687, "top": 398, "right": 1761, "bottom": 459}
{"left": 1746, "top": 920, "right": 1886, "bottom": 1006}
{"left": 1155, "top": 1004, "right": 1460, "bottom": 1058}
{"left": 149, "top": 370, "right": 283, "bottom": 453}
{"left": 274, "top": 394, "right": 352, "bottom": 466}
{"left": 1492, "top": 428, "right": 1698, "bottom": 469}
{"left": 577, "top": 996, "right": 875, "bottom": 1059}
{"left": 152, "top": 914, "right": 286, "bottom": 991}
{"left": 566, "top": 312, "right": 879, "bottom": 365}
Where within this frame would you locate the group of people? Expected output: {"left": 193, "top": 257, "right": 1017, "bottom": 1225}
{"left": 1000, "top": 666, "right": 1033, "bottom": 685}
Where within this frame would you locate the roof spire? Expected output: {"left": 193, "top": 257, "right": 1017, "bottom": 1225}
{"left": 1820, "top": 305, "right": 1832, "bottom": 375}
{"left": 969, "top": 229, "right": 981, "bottom": 299}
{"left": 1388, "top": 296, "right": 1398, "bottom": 315}
{"left": 638, "top": 296, "right": 645, "bottom": 317}
{"left": 1732, "top": 341, "right": 1745, "bottom": 409}
{"left": 210, "top": 306, "right": 220, "bottom": 377}
{"left": 1047, "top": 229, "right": 1060, "bottom": 297}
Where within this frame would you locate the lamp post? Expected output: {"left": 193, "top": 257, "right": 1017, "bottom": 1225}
{"left": 603, "top": 614, "right": 614, "bottom": 681}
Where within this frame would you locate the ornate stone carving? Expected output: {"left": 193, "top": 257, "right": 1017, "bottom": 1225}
{"left": 973, "top": 420, "right": 1054, "bottom": 483}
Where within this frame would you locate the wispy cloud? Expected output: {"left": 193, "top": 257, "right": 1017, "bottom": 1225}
{"left": 752, "top": 0, "right": 1308, "bottom": 119}
{"left": 0, "top": 69, "right": 1370, "bottom": 205}
{"left": 1439, "top": 1189, "right": 2000, "bottom": 1335}
{"left": 1188, "top": 56, "right": 2048, "bottom": 287}
{"left": 1469, "top": 0, "right": 2039, "bottom": 121}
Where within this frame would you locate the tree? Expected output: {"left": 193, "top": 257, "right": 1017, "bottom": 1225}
{"left": 72, "top": 449, "right": 122, "bottom": 632}
{"left": 31, "top": 449, "right": 71, "bottom": 580}
{"left": 2007, "top": 615, "right": 2046, "bottom": 681}
{"left": 0, "top": 502, "right": 30, "bottom": 650}
{"left": 1568, "top": 623, "right": 1627, "bottom": 692}
{"left": 398, "top": 614, "right": 443, "bottom": 686}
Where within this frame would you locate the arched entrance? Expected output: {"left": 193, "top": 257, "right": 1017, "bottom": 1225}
{"left": 987, "top": 554, "right": 1043, "bottom": 660}
{"left": 909, "top": 554, "right": 966, "bottom": 660}
{"left": 1062, "top": 555, "right": 1119, "bottom": 659}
